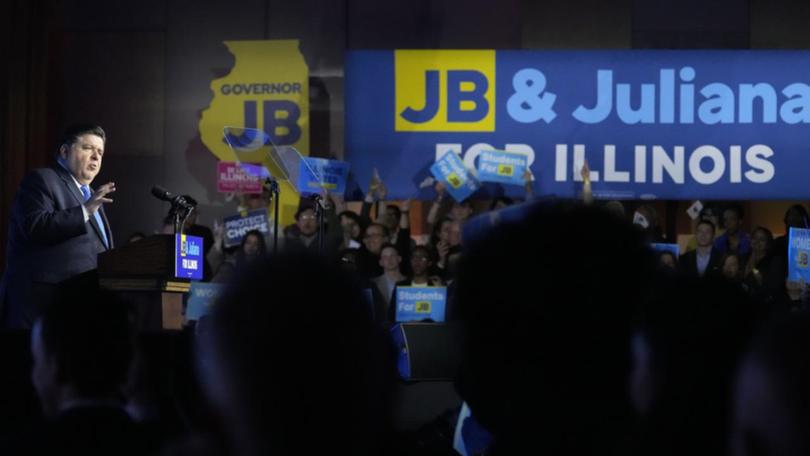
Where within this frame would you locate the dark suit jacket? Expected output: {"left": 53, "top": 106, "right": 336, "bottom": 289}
{"left": 679, "top": 248, "right": 722, "bottom": 279}
{"left": 0, "top": 164, "right": 113, "bottom": 328}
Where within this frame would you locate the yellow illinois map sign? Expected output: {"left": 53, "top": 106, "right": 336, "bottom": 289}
{"left": 199, "top": 40, "right": 309, "bottom": 227}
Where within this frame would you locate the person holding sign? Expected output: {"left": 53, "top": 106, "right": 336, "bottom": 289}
{"left": 426, "top": 182, "right": 474, "bottom": 230}
{"left": 390, "top": 246, "right": 443, "bottom": 322}
{"left": 772, "top": 204, "right": 810, "bottom": 265}
{"left": 359, "top": 173, "right": 414, "bottom": 270}
{"left": 1, "top": 124, "right": 115, "bottom": 328}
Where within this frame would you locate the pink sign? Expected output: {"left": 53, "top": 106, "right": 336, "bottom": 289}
{"left": 217, "top": 162, "right": 265, "bottom": 194}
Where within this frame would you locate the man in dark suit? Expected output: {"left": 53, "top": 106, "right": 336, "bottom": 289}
{"left": 0, "top": 124, "right": 115, "bottom": 328}
{"left": 680, "top": 219, "right": 722, "bottom": 279}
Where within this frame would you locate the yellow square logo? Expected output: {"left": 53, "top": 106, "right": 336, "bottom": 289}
{"left": 497, "top": 164, "right": 514, "bottom": 176}
{"left": 395, "top": 50, "right": 495, "bottom": 132}
{"left": 416, "top": 301, "right": 432, "bottom": 313}
{"left": 446, "top": 173, "right": 463, "bottom": 189}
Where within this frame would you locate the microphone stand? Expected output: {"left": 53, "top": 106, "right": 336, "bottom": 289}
{"left": 172, "top": 204, "right": 194, "bottom": 235}
{"left": 310, "top": 194, "right": 325, "bottom": 253}
{"left": 264, "top": 178, "right": 281, "bottom": 253}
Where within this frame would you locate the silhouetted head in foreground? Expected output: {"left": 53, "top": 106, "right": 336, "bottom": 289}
{"left": 732, "top": 314, "right": 810, "bottom": 456}
{"left": 32, "top": 278, "right": 134, "bottom": 419}
{"left": 455, "top": 202, "right": 656, "bottom": 455}
{"left": 632, "top": 275, "right": 756, "bottom": 456}
{"left": 197, "top": 252, "right": 396, "bottom": 456}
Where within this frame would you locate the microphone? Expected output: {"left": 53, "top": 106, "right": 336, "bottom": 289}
{"left": 151, "top": 186, "right": 195, "bottom": 209}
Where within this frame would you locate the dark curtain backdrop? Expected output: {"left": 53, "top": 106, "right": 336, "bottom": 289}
{"left": 0, "top": 0, "right": 63, "bottom": 275}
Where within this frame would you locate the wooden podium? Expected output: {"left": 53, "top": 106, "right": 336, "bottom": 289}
{"left": 97, "top": 235, "right": 189, "bottom": 330}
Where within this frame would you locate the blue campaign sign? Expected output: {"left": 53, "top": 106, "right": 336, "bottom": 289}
{"left": 652, "top": 243, "right": 680, "bottom": 258}
{"left": 395, "top": 286, "right": 447, "bottom": 322}
{"left": 223, "top": 209, "right": 270, "bottom": 248}
{"left": 186, "top": 282, "right": 225, "bottom": 321}
{"left": 477, "top": 150, "right": 528, "bottom": 186}
{"left": 296, "top": 157, "right": 350, "bottom": 195}
{"left": 788, "top": 228, "right": 810, "bottom": 282}
{"left": 175, "top": 234, "right": 204, "bottom": 280}
{"left": 346, "top": 50, "right": 810, "bottom": 200}
{"left": 429, "top": 152, "right": 480, "bottom": 201}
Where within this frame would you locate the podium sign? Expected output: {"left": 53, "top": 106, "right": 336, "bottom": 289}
{"left": 175, "top": 234, "right": 204, "bottom": 280}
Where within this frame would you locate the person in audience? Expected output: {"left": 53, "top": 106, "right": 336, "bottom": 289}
{"left": 634, "top": 204, "right": 666, "bottom": 243}
{"left": 603, "top": 200, "right": 626, "bottom": 219}
{"left": 684, "top": 204, "right": 724, "bottom": 253}
{"left": 631, "top": 276, "right": 755, "bottom": 456}
{"left": 656, "top": 250, "right": 679, "bottom": 272}
{"left": 721, "top": 253, "right": 746, "bottom": 287}
{"left": 236, "top": 186, "right": 272, "bottom": 214}
{"left": 373, "top": 194, "right": 414, "bottom": 275}
{"left": 14, "top": 278, "right": 157, "bottom": 455}
{"left": 372, "top": 244, "right": 406, "bottom": 311}
{"left": 356, "top": 222, "right": 390, "bottom": 279}
{"left": 455, "top": 202, "right": 655, "bottom": 455}
{"left": 211, "top": 230, "right": 266, "bottom": 283}
{"left": 772, "top": 204, "right": 810, "bottom": 263}
{"left": 194, "top": 252, "right": 396, "bottom": 456}
{"left": 715, "top": 204, "right": 751, "bottom": 257}
{"left": 429, "top": 218, "right": 460, "bottom": 277}
{"left": 680, "top": 219, "right": 722, "bottom": 278}
{"left": 356, "top": 173, "right": 413, "bottom": 269}
{"left": 283, "top": 198, "right": 342, "bottom": 256}
{"left": 338, "top": 210, "right": 363, "bottom": 250}
{"left": 732, "top": 314, "right": 810, "bottom": 456}
{"left": 429, "top": 217, "right": 452, "bottom": 251}
{"left": 380, "top": 201, "right": 408, "bottom": 249}
{"left": 390, "top": 245, "right": 444, "bottom": 323}
{"left": 426, "top": 182, "right": 474, "bottom": 229}
{"left": 743, "top": 227, "right": 785, "bottom": 303}
{"left": 400, "top": 246, "right": 443, "bottom": 288}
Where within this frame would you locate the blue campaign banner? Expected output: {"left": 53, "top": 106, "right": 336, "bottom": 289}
{"left": 395, "top": 286, "right": 447, "bottom": 322}
{"left": 186, "top": 282, "right": 225, "bottom": 321}
{"left": 297, "top": 157, "right": 350, "bottom": 195}
{"left": 175, "top": 234, "right": 204, "bottom": 280}
{"left": 652, "top": 243, "right": 681, "bottom": 258}
{"left": 788, "top": 227, "right": 810, "bottom": 282}
{"left": 477, "top": 150, "right": 528, "bottom": 186}
{"left": 223, "top": 209, "right": 270, "bottom": 248}
{"left": 429, "top": 152, "right": 480, "bottom": 201}
{"left": 346, "top": 50, "right": 810, "bottom": 200}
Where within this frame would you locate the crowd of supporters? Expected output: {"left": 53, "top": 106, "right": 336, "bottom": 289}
{"left": 3, "top": 172, "right": 810, "bottom": 455}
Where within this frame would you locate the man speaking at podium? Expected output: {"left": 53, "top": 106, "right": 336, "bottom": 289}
{"left": 0, "top": 124, "right": 115, "bottom": 328}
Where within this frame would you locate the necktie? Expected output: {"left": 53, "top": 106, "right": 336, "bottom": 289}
{"left": 80, "top": 185, "right": 109, "bottom": 248}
